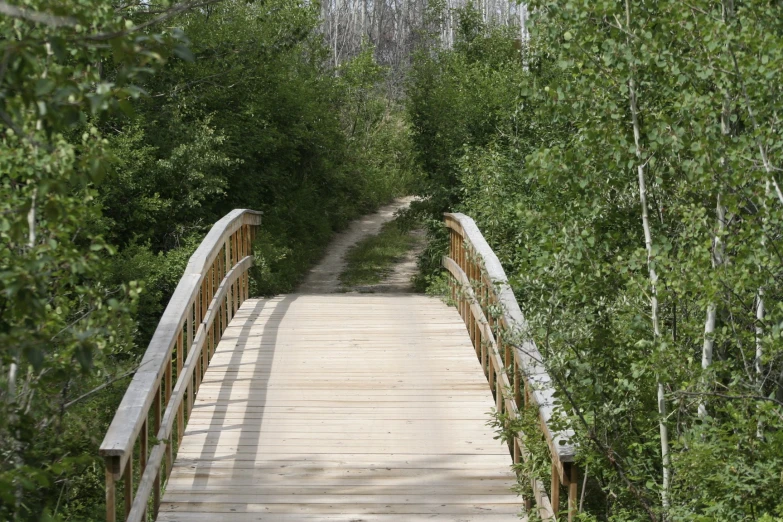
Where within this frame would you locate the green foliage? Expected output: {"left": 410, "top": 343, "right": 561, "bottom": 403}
{"left": 336, "top": 44, "right": 420, "bottom": 210}
{"left": 407, "top": 6, "right": 523, "bottom": 211}
{"left": 0, "top": 1, "right": 179, "bottom": 517}
{"left": 408, "top": 2, "right": 783, "bottom": 520}
{"left": 1, "top": 0, "right": 416, "bottom": 519}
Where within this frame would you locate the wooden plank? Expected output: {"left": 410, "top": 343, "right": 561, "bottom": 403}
{"left": 163, "top": 484, "right": 514, "bottom": 494}
{"left": 161, "top": 493, "right": 518, "bottom": 504}
{"left": 172, "top": 454, "right": 514, "bottom": 468}
{"left": 167, "top": 468, "right": 514, "bottom": 481}
{"left": 158, "top": 295, "right": 521, "bottom": 521}
{"left": 158, "top": 509, "right": 523, "bottom": 519}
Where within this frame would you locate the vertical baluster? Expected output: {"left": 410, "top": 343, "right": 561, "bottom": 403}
{"left": 139, "top": 418, "right": 147, "bottom": 521}
{"left": 480, "top": 329, "right": 487, "bottom": 378}
{"left": 157, "top": 362, "right": 166, "bottom": 516}
{"left": 245, "top": 225, "right": 251, "bottom": 300}
{"left": 186, "top": 374, "right": 193, "bottom": 429}
{"left": 209, "top": 263, "right": 214, "bottom": 309}
{"left": 460, "top": 236, "right": 465, "bottom": 272}
{"left": 187, "top": 305, "right": 193, "bottom": 353}
{"left": 551, "top": 462, "right": 561, "bottom": 517}
{"left": 243, "top": 224, "right": 248, "bottom": 302}
{"left": 495, "top": 376, "right": 503, "bottom": 412}
{"left": 568, "top": 465, "right": 578, "bottom": 522}
{"left": 504, "top": 335, "right": 511, "bottom": 373}
{"left": 242, "top": 225, "right": 247, "bottom": 302}
{"left": 195, "top": 328, "right": 202, "bottom": 392}
{"left": 177, "top": 329, "right": 184, "bottom": 446}
{"left": 225, "top": 242, "right": 233, "bottom": 322}
{"left": 123, "top": 456, "right": 133, "bottom": 519}
{"left": 470, "top": 257, "right": 477, "bottom": 343}
{"left": 195, "top": 286, "right": 201, "bottom": 335}
{"left": 233, "top": 231, "right": 239, "bottom": 311}
{"left": 214, "top": 319, "right": 217, "bottom": 357}
{"left": 105, "top": 463, "right": 116, "bottom": 522}
{"left": 202, "top": 278, "right": 208, "bottom": 323}
{"left": 208, "top": 319, "right": 214, "bottom": 359}
{"left": 456, "top": 232, "right": 461, "bottom": 270}
{"left": 524, "top": 462, "right": 533, "bottom": 513}
{"left": 186, "top": 306, "right": 194, "bottom": 424}
{"left": 202, "top": 326, "right": 209, "bottom": 380}
{"left": 220, "top": 302, "right": 225, "bottom": 336}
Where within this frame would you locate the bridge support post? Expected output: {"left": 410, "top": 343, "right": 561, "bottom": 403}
{"left": 567, "top": 464, "right": 578, "bottom": 521}
{"left": 123, "top": 455, "right": 133, "bottom": 518}
{"left": 551, "top": 461, "right": 560, "bottom": 518}
{"left": 105, "top": 463, "right": 116, "bottom": 522}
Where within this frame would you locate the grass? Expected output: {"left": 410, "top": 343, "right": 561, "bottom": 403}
{"left": 339, "top": 219, "right": 417, "bottom": 288}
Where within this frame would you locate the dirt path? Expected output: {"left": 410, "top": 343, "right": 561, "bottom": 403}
{"left": 298, "top": 197, "right": 419, "bottom": 293}
{"left": 350, "top": 228, "right": 425, "bottom": 293}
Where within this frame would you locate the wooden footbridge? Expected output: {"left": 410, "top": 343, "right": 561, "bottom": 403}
{"left": 100, "top": 210, "right": 578, "bottom": 522}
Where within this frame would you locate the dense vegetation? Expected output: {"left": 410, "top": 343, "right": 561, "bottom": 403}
{"left": 0, "top": 1, "right": 414, "bottom": 519}
{"left": 2, "top": 0, "right": 783, "bottom": 520}
{"left": 408, "top": 2, "right": 783, "bottom": 520}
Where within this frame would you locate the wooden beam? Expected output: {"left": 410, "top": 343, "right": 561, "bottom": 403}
{"left": 105, "top": 464, "right": 116, "bottom": 522}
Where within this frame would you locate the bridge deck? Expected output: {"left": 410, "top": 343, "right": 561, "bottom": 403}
{"left": 158, "top": 294, "right": 520, "bottom": 521}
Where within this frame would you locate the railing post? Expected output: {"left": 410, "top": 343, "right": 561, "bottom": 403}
{"left": 551, "top": 461, "right": 561, "bottom": 518}
{"left": 177, "top": 329, "right": 184, "bottom": 446}
{"left": 568, "top": 464, "right": 578, "bottom": 522}
{"left": 155, "top": 377, "right": 164, "bottom": 518}
{"left": 123, "top": 456, "right": 133, "bottom": 518}
{"left": 140, "top": 418, "right": 148, "bottom": 520}
{"left": 105, "top": 461, "right": 116, "bottom": 522}
{"left": 202, "top": 327, "right": 209, "bottom": 380}
{"left": 225, "top": 241, "right": 233, "bottom": 322}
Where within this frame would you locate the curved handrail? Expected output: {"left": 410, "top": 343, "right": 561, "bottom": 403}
{"left": 444, "top": 212, "right": 577, "bottom": 520}
{"left": 99, "top": 209, "right": 261, "bottom": 522}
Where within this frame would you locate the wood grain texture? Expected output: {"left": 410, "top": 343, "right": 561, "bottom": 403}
{"left": 444, "top": 213, "right": 575, "bottom": 463}
{"left": 158, "top": 294, "right": 522, "bottom": 521}
{"left": 100, "top": 210, "right": 261, "bottom": 469}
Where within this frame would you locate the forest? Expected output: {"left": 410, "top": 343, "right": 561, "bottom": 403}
{"left": 1, "top": 0, "right": 782, "bottom": 520}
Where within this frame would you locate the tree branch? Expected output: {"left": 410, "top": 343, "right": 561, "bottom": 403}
{"left": 672, "top": 390, "right": 783, "bottom": 408}
{"left": 83, "top": 0, "right": 224, "bottom": 41}
{"left": 0, "top": 1, "right": 77, "bottom": 28}
{"left": 62, "top": 368, "right": 137, "bottom": 410}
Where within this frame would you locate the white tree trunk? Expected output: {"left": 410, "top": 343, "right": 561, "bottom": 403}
{"left": 625, "top": 0, "right": 670, "bottom": 510}
{"left": 698, "top": 197, "right": 724, "bottom": 419}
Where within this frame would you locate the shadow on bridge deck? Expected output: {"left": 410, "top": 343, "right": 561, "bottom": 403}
{"left": 157, "top": 294, "right": 522, "bottom": 522}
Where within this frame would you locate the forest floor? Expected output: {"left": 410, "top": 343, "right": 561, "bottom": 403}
{"left": 298, "top": 196, "right": 424, "bottom": 293}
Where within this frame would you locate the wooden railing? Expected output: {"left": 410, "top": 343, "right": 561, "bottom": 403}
{"left": 444, "top": 213, "right": 578, "bottom": 521}
{"left": 99, "top": 209, "right": 262, "bottom": 522}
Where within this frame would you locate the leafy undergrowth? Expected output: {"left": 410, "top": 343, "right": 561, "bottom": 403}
{"left": 339, "top": 219, "right": 417, "bottom": 288}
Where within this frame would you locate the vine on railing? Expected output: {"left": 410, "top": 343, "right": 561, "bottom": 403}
{"left": 443, "top": 212, "right": 578, "bottom": 521}
{"left": 99, "top": 209, "right": 262, "bottom": 522}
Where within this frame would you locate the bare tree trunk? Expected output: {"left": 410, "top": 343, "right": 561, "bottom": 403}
{"left": 520, "top": 3, "right": 527, "bottom": 41}
{"left": 698, "top": 196, "right": 725, "bottom": 419}
{"left": 361, "top": 0, "right": 366, "bottom": 38}
{"left": 625, "top": 0, "right": 670, "bottom": 511}
{"left": 447, "top": 0, "right": 453, "bottom": 48}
